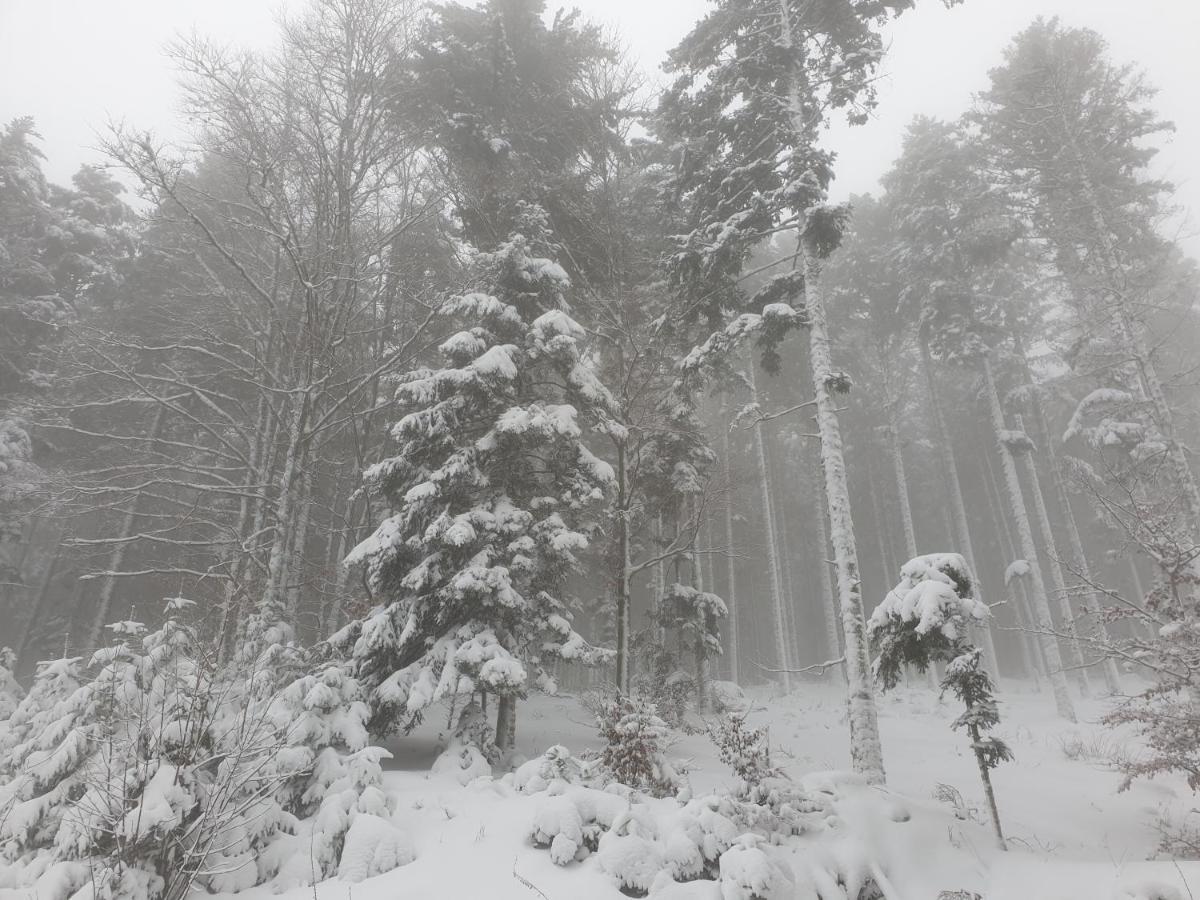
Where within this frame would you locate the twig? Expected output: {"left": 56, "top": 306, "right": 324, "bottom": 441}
{"left": 513, "top": 858, "right": 551, "bottom": 900}
{"left": 757, "top": 656, "right": 845, "bottom": 675}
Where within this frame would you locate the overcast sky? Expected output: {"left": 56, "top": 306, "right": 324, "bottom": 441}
{"left": 3, "top": 0, "right": 1198, "bottom": 252}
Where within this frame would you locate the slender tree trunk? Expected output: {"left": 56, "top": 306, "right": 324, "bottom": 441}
{"left": 970, "top": 722, "right": 1007, "bottom": 851}
{"left": 260, "top": 390, "right": 309, "bottom": 632}
{"left": 921, "top": 343, "right": 1001, "bottom": 681}
{"left": 1013, "top": 414, "right": 1091, "bottom": 698}
{"left": 813, "top": 467, "right": 843, "bottom": 664}
{"left": 983, "top": 354, "right": 1076, "bottom": 721}
{"left": 1016, "top": 341, "right": 1121, "bottom": 693}
{"left": 801, "top": 233, "right": 885, "bottom": 781}
{"left": 495, "top": 694, "right": 516, "bottom": 752}
{"left": 747, "top": 355, "right": 792, "bottom": 693}
{"left": 16, "top": 528, "right": 63, "bottom": 668}
{"left": 885, "top": 407, "right": 918, "bottom": 561}
{"left": 87, "top": 405, "right": 167, "bottom": 648}
{"left": 285, "top": 467, "right": 314, "bottom": 624}
{"left": 722, "top": 432, "right": 741, "bottom": 682}
{"left": 983, "top": 443, "right": 1046, "bottom": 683}
{"left": 614, "top": 440, "right": 632, "bottom": 695}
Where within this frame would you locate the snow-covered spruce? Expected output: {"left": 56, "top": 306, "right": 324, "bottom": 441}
{"left": 341, "top": 208, "right": 615, "bottom": 747}
{"left": 869, "top": 555, "right": 1012, "bottom": 850}
{"left": 0, "top": 599, "right": 411, "bottom": 900}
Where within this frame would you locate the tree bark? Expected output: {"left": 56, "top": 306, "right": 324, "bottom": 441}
{"left": 920, "top": 342, "right": 1001, "bottom": 681}
{"left": 722, "top": 431, "right": 741, "bottom": 683}
{"left": 801, "top": 233, "right": 885, "bottom": 781}
{"left": 1013, "top": 414, "right": 1091, "bottom": 698}
{"left": 87, "top": 404, "right": 167, "bottom": 648}
{"left": 747, "top": 354, "right": 792, "bottom": 693}
{"left": 983, "top": 354, "right": 1076, "bottom": 721}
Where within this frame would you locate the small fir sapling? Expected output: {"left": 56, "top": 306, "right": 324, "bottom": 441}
{"left": 868, "top": 554, "right": 1012, "bottom": 850}
{"left": 594, "top": 695, "right": 681, "bottom": 798}
{"left": 707, "top": 712, "right": 778, "bottom": 793}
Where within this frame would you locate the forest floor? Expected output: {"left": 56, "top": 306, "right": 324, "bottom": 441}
{"left": 230, "top": 678, "right": 1199, "bottom": 900}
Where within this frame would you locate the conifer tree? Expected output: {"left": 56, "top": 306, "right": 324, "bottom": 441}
{"left": 343, "top": 206, "right": 616, "bottom": 747}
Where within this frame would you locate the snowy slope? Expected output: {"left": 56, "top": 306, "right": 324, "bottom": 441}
{"left": 217, "top": 681, "right": 1199, "bottom": 900}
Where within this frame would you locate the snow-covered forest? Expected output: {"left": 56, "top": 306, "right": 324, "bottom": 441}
{"left": 2, "top": 0, "right": 1199, "bottom": 897}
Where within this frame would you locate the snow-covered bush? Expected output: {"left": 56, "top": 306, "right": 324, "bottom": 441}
{"left": 431, "top": 699, "right": 494, "bottom": 784}
{"left": 512, "top": 743, "right": 588, "bottom": 793}
{"left": 0, "top": 647, "right": 23, "bottom": 718}
{"left": 595, "top": 695, "right": 682, "bottom": 797}
{"left": 0, "top": 599, "right": 411, "bottom": 900}
{"left": 708, "top": 712, "right": 779, "bottom": 791}
{"left": 869, "top": 554, "right": 1010, "bottom": 850}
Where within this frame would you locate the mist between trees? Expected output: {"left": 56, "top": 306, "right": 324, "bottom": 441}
{"left": 1, "top": 1, "right": 1198, "bottom": 896}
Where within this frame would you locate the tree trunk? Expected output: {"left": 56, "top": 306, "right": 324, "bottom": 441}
{"left": 747, "top": 354, "right": 792, "bottom": 693}
{"left": 495, "top": 694, "right": 516, "bottom": 752}
{"left": 813, "top": 466, "right": 844, "bottom": 665}
{"left": 260, "top": 390, "right": 309, "bottom": 633}
{"left": 87, "top": 404, "right": 167, "bottom": 648}
{"left": 801, "top": 233, "right": 885, "bottom": 782}
{"left": 983, "top": 354, "right": 1076, "bottom": 722}
{"left": 1013, "top": 414, "right": 1091, "bottom": 698}
{"left": 16, "top": 527, "right": 64, "bottom": 669}
{"left": 1016, "top": 341, "right": 1121, "bottom": 693}
{"left": 920, "top": 342, "right": 1001, "bottom": 682}
{"left": 722, "top": 431, "right": 741, "bottom": 683}
{"left": 982, "top": 438, "right": 1045, "bottom": 683}
{"left": 614, "top": 440, "right": 632, "bottom": 695}
{"left": 970, "top": 722, "right": 1007, "bottom": 852}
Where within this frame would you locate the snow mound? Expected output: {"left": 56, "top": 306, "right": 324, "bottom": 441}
{"left": 337, "top": 814, "right": 414, "bottom": 882}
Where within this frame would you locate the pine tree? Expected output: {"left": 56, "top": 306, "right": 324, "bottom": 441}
{"left": 343, "top": 207, "right": 616, "bottom": 746}
{"left": 654, "top": 0, "right": 958, "bottom": 786}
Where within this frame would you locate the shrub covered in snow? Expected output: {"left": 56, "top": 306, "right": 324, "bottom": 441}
{"left": 0, "top": 599, "right": 412, "bottom": 900}
{"left": 708, "top": 711, "right": 779, "bottom": 792}
{"left": 595, "top": 695, "right": 683, "bottom": 797}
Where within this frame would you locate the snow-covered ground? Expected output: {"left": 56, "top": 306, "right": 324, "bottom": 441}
{"left": 226, "top": 679, "right": 1199, "bottom": 900}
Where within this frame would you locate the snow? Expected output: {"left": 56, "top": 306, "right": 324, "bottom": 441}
{"left": 870, "top": 553, "right": 987, "bottom": 639}
{"left": 337, "top": 814, "right": 415, "bottom": 882}
{"left": 1004, "top": 559, "right": 1031, "bottom": 583}
{"left": 193, "top": 686, "right": 1199, "bottom": 900}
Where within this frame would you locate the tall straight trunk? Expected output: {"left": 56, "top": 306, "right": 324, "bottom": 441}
{"left": 218, "top": 394, "right": 271, "bottom": 664}
{"left": 690, "top": 498, "right": 710, "bottom": 714}
{"left": 747, "top": 355, "right": 792, "bottom": 693}
{"left": 87, "top": 404, "right": 168, "bottom": 648}
{"left": 982, "top": 446, "right": 1045, "bottom": 683}
{"left": 1016, "top": 341, "right": 1121, "bottom": 693}
{"left": 983, "top": 355, "right": 1076, "bottom": 722}
{"left": 771, "top": 441, "right": 798, "bottom": 670}
{"left": 722, "top": 431, "right": 741, "bottom": 682}
{"left": 261, "top": 390, "right": 309, "bottom": 631}
{"left": 885, "top": 405, "right": 918, "bottom": 561}
{"left": 614, "top": 440, "right": 632, "bottom": 695}
{"left": 16, "top": 527, "right": 64, "bottom": 668}
{"left": 865, "top": 454, "right": 896, "bottom": 602}
{"left": 920, "top": 343, "right": 1001, "bottom": 681}
{"left": 1013, "top": 415, "right": 1091, "bottom": 698}
{"left": 800, "top": 233, "right": 885, "bottom": 781}
{"left": 285, "top": 468, "right": 315, "bottom": 626}
{"left": 813, "top": 467, "right": 843, "bottom": 664}
{"left": 495, "top": 693, "right": 516, "bottom": 752}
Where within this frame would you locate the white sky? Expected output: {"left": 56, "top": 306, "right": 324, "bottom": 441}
{"left": 2, "top": 0, "right": 1198, "bottom": 253}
